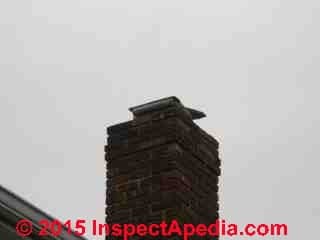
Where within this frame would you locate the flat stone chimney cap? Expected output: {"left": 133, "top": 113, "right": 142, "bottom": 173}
{"left": 129, "top": 96, "right": 206, "bottom": 120}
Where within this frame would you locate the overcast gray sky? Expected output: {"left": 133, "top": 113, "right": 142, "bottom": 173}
{"left": 0, "top": 1, "right": 319, "bottom": 239}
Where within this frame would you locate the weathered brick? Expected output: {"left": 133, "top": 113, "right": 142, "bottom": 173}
{"left": 105, "top": 97, "right": 221, "bottom": 240}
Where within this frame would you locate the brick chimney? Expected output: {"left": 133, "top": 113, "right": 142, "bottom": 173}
{"left": 105, "top": 96, "right": 221, "bottom": 239}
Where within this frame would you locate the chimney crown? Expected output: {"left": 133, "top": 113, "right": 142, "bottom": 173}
{"left": 129, "top": 96, "right": 206, "bottom": 120}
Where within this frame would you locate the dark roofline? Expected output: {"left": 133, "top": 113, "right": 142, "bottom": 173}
{"left": 0, "top": 184, "right": 87, "bottom": 240}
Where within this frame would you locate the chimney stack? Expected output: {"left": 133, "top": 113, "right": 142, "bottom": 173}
{"left": 105, "top": 97, "right": 221, "bottom": 240}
